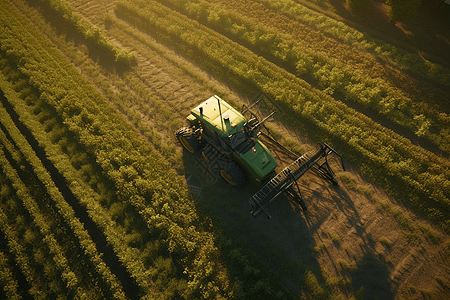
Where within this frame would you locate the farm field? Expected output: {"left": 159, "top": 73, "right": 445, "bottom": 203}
{"left": 1, "top": 0, "right": 450, "bottom": 299}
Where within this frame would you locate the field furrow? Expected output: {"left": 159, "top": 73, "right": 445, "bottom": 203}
{"left": 0, "top": 82, "right": 140, "bottom": 299}
{"left": 0, "top": 0, "right": 247, "bottom": 298}
{"left": 110, "top": 0, "right": 450, "bottom": 233}
{"left": 156, "top": 0, "right": 450, "bottom": 156}
{"left": 1, "top": 0, "right": 450, "bottom": 298}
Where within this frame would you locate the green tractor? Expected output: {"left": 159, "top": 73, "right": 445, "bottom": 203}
{"left": 176, "top": 95, "right": 277, "bottom": 187}
{"left": 177, "top": 94, "right": 345, "bottom": 218}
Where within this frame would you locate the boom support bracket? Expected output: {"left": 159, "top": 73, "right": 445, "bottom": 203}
{"left": 249, "top": 143, "right": 345, "bottom": 218}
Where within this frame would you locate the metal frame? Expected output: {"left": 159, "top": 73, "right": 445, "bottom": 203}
{"left": 249, "top": 143, "right": 345, "bottom": 218}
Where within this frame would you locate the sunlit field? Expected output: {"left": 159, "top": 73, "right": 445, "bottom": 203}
{"left": 1, "top": 0, "right": 450, "bottom": 299}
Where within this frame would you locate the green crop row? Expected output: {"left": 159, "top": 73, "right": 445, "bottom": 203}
{"left": 255, "top": 0, "right": 450, "bottom": 87}
{"left": 27, "top": 3, "right": 295, "bottom": 295}
{"left": 36, "top": 0, "right": 136, "bottom": 66}
{"left": 0, "top": 103, "right": 77, "bottom": 298}
{"left": 1, "top": 0, "right": 292, "bottom": 297}
{"left": 0, "top": 62, "right": 178, "bottom": 298}
{"left": 0, "top": 206, "right": 45, "bottom": 298}
{"left": 157, "top": 0, "right": 450, "bottom": 154}
{"left": 0, "top": 251, "right": 21, "bottom": 300}
{"left": 0, "top": 86, "right": 128, "bottom": 299}
{"left": 0, "top": 7, "right": 197, "bottom": 300}
{"left": 0, "top": 135, "right": 86, "bottom": 298}
{"left": 0, "top": 1, "right": 236, "bottom": 298}
{"left": 0, "top": 158, "right": 81, "bottom": 298}
{"left": 115, "top": 0, "right": 450, "bottom": 232}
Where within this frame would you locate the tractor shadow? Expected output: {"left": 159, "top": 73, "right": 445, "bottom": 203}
{"left": 182, "top": 150, "right": 394, "bottom": 299}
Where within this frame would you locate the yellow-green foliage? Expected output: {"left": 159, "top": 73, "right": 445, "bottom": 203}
{"left": 157, "top": 0, "right": 450, "bottom": 153}
{"left": 115, "top": 0, "right": 450, "bottom": 234}
{"left": 42, "top": 0, "right": 136, "bottom": 65}
{"left": 0, "top": 1, "right": 233, "bottom": 298}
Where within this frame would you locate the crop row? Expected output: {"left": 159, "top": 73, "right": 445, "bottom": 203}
{"left": 0, "top": 44, "right": 181, "bottom": 298}
{"left": 0, "top": 0, "right": 238, "bottom": 298}
{"left": 0, "top": 205, "right": 43, "bottom": 298}
{"left": 0, "top": 129, "right": 86, "bottom": 298}
{"left": 157, "top": 0, "right": 450, "bottom": 154}
{"left": 0, "top": 85, "right": 129, "bottom": 299}
{"left": 0, "top": 250, "right": 21, "bottom": 300}
{"left": 27, "top": 0, "right": 297, "bottom": 295}
{"left": 0, "top": 165, "right": 79, "bottom": 299}
{"left": 33, "top": 0, "right": 136, "bottom": 66}
{"left": 0, "top": 97, "right": 77, "bottom": 298}
{"left": 0, "top": 66, "right": 178, "bottom": 299}
{"left": 115, "top": 0, "right": 450, "bottom": 232}
{"left": 255, "top": 0, "right": 450, "bottom": 87}
{"left": 1, "top": 3, "right": 298, "bottom": 298}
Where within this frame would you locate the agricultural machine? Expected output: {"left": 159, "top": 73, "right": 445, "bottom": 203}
{"left": 176, "top": 94, "right": 345, "bottom": 218}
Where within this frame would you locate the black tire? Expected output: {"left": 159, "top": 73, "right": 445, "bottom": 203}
{"left": 217, "top": 156, "right": 246, "bottom": 187}
{"left": 176, "top": 127, "right": 202, "bottom": 154}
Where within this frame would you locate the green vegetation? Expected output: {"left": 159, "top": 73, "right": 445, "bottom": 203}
{"left": 114, "top": 0, "right": 450, "bottom": 235}
{"left": 303, "top": 270, "right": 328, "bottom": 299}
{"left": 336, "top": 258, "right": 351, "bottom": 271}
{"left": 1, "top": 0, "right": 449, "bottom": 298}
{"left": 40, "top": 0, "right": 136, "bottom": 65}
{"left": 254, "top": 0, "right": 450, "bottom": 87}
{"left": 0, "top": 0, "right": 227, "bottom": 297}
{"left": 0, "top": 251, "right": 21, "bottom": 300}
{"left": 0, "top": 0, "right": 293, "bottom": 298}
{"left": 157, "top": 0, "right": 450, "bottom": 153}
{"left": 387, "top": 0, "right": 422, "bottom": 22}
{"left": 346, "top": 0, "right": 370, "bottom": 11}
{"left": 0, "top": 83, "right": 129, "bottom": 299}
{"left": 379, "top": 236, "right": 392, "bottom": 248}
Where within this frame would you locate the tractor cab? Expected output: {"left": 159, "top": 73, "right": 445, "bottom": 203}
{"left": 189, "top": 95, "right": 247, "bottom": 137}
{"left": 182, "top": 95, "right": 277, "bottom": 186}
{"left": 176, "top": 93, "right": 345, "bottom": 218}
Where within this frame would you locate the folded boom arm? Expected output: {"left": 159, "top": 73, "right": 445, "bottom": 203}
{"left": 249, "top": 143, "right": 345, "bottom": 218}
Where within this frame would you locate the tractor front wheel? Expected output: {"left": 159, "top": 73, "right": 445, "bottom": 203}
{"left": 176, "top": 127, "right": 202, "bottom": 154}
{"left": 218, "top": 157, "right": 246, "bottom": 187}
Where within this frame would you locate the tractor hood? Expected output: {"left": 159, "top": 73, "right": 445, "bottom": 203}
{"left": 191, "top": 95, "right": 247, "bottom": 137}
{"left": 240, "top": 140, "right": 277, "bottom": 182}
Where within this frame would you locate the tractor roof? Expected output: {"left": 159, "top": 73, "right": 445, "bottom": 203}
{"left": 191, "top": 95, "right": 247, "bottom": 136}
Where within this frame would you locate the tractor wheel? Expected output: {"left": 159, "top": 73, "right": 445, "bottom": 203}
{"left": 218, "top": 157, "right": 246, "bottom": 187}
{"left": 176, "top": 127, "right": 202, "bottom": 154}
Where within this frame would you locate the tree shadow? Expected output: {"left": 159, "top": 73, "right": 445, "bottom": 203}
{"left": 297, "top": 168, "right": 396, "bottom": 299}
{"left": 326, "top": 0, "right": 450, "bottom": 67}
{"left": 181, "top": 150, "right": 326, "bottom": 298}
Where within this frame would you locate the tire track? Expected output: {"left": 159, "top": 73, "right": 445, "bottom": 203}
{"left": 21, "top": 1, "right": 450, "bottom": 299}
{"left": 154, "top": 0, "right": 449, "bottom": 158}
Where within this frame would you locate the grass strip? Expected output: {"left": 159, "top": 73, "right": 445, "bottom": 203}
{"left": 115, "top": 0, "right": 450, "bottom": 233}
{"left": 0, "top": 0, "right": 236, "bottom": 298}
{"left": 158, "top": 0, "right": 450, "bottom": 153}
